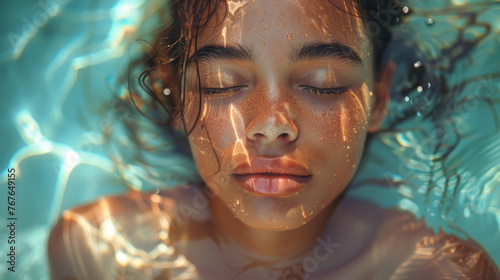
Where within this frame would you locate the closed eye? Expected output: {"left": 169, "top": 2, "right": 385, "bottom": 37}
{"left": 299, "top": 85, "right": 347, "bottom": 96}
{"left": 201, "top": 85, "right": 247, "bottom": 95}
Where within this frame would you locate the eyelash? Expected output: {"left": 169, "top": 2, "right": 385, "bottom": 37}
{"left": 201, "top": 86, "right": 246, "bottom": 95}
{"left": 299, "top": 85, "right": 348, "bottom": 96}
{"left": 200, "top": 85, "right": 347, "bottom": 96}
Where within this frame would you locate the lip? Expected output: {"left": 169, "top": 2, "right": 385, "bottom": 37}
{"left": 232, "top": 157, "right": 312, "bottom": 196}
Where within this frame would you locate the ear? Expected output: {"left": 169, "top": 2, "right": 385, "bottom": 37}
{"left": 368, "top": 60, "right": 395, "bottom": 133}
{"left": 150, "top": 62, "right": 183, "bottom": 130}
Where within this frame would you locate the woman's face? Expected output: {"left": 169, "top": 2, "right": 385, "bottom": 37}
{"left": 183, "top": 0, "right": 391, "bottom": 231}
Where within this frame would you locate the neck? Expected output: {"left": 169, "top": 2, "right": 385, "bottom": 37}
{"left": 208, "top": 195, "right": 338, "bottom": 260}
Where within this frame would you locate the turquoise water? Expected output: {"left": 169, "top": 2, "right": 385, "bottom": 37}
{"left": 0, "top": 0, "right": 499, "bottom": 279}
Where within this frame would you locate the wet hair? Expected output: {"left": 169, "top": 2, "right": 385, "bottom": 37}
{"left": 132, "top": 0, "right": 403, "bottom": 135}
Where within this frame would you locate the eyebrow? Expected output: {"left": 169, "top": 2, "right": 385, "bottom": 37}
{"left": 188, "top": 44, "right": 253, "bottom": 64}
{"left": 291, "top": 42, "right": 363, "bottom": 64}
{"left": 188, "top": 41, "right": 362, "bottom": 65}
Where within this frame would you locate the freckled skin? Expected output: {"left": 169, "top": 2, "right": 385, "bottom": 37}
{"left": 183, "top": 0, "right": 383, "bottom": 235}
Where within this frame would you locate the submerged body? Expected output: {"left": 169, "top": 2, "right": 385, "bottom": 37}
{"left": 48, "top": 185, "right": 499, "bottom": 280}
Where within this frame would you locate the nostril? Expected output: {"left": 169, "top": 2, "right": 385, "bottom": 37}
{"left": 279, "top": 133, "right": 289, "bottom": 139}
{"left": 252, "top": 133, "right": 266, "bottom": 141}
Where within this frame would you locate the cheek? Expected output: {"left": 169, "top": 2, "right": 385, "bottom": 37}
{"left": 187, "top": 102, "right": 238, "bottom": 178}
{"left": 311, "top": 93, "right": 369, "bottom": 179}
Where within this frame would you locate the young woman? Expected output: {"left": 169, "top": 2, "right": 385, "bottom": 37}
{"left": 48, "top": 0, "right": 499, "bottom": 279}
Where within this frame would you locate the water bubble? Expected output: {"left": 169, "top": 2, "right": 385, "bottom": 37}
{"left": 427, "top": 83, "right": 431, "bottom": 88}
{"left": 416, "top": 111, "right": 422, "bottom": 117}
{"left": 287, "top": 33, "right": 293, "bottom": 40}
{"left": 404, "top": 96, "right": 410, "bottom": 102}
{"left": 417, "top": 86, "right": 423, "bottom": 92}
{"left": 414, "top": 61, "right": 421, "bottom": 68}
{"left": 163, "top": 88, "right": 171, "bottom": 95}
{"left": 402, "top": 6, "right": 409, "bottom": 14}
{"left": 426, "top": 18, "right": 434, "bottom": 25}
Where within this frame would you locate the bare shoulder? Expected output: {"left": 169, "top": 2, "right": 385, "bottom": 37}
{"left": 389, "top": 229, "right": 500, "bottom": 280}
{"left": 328, "top": 199, "right": 499, "bottom": 279}
{"left": 47, "top": 185, "right": 206, "bottom": 280}
{"left": 367, "top": 204, "right": 500, "bottom": 280}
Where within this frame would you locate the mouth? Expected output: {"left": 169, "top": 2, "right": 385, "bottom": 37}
{"left": 232, "top": 157, "right": 312, "bottom": 196}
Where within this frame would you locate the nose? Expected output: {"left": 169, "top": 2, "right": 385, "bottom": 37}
{"left": 246, "top": 109, "right": 298, "bottom": 145}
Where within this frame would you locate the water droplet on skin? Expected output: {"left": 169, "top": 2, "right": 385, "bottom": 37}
{"left": 265, "top": 25, "right": 269, "bottom": 29}
{"left": 313, "top": 126, "right": 316, "bottom": 130}
{"left": 426, "top": 18, "right": 434, "bottom": 25}
{"left": 347, "top": 145, "right": 350, "bottom": 149}
{"left": 417, "top": 86, "right": 423, "bottom": 92}
{"left": 262, "top": 41, "right": 266, "bottom": 45}
{"left": 343, "top": 135, "right": 347, "bottom": 142}
{"left": 236, "top": 200, "right": 240, "bottom": 205}
{"left": 284, "top": 23, "right": 288, "bottom": 29}
{"left": 305, "top": 33, "right": 309, "bottom": 38}
{"left": 353, "top": 128, "right": 357, "bottom": 133}
{"left": 329, "top": 106, "right": 333, "bottom": 110}
{"left": 321, "top": 111, "right": 326, "bottom": 116}
{"left": 279, "top": 16, "right": 283, "bottom": 19}
{"left": 260, "top": 18, "right": 264, "bottom": 22}
{"left": 369, "top": 91, "right": 373, "bottom": 96}
{"left": 402, "top": 6, "right": 409, "bottom": 13}
{"left": 220, "top": 177, "right": 225, "bottom": 183}
{"left": 320, "top": 137, "right": 324, "bottom": 141}
{"left": 352, "top": 164, "right": 356, "bottom": 168}
{"left": 219, "top": 130, "right": 222, "bottom": 134}
{"left": 414, "top": 61, "right": 421, "bottom": 68}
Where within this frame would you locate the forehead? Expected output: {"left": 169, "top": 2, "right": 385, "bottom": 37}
{"left": 193, "top": 0, "right": 370, "bottom": 57}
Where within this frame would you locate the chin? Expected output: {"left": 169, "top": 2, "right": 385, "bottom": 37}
{"left": 233, "top": 195, "right": 322, "bottom": 231}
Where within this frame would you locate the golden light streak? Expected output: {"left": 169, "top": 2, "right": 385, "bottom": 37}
{"left": 348, "top": 90, "right": 368, "bottom": 125}
{"left": 300, "top": 204, "right": 307, "bottom": 218}
{"left": 227, "top": 0, "right": 247, "bottom": 16}
{"left": 230, "top": 104, "right": 251, "bottom": 166}
{"left": 222, "top": 26, "right": 227, "bottom": 48}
